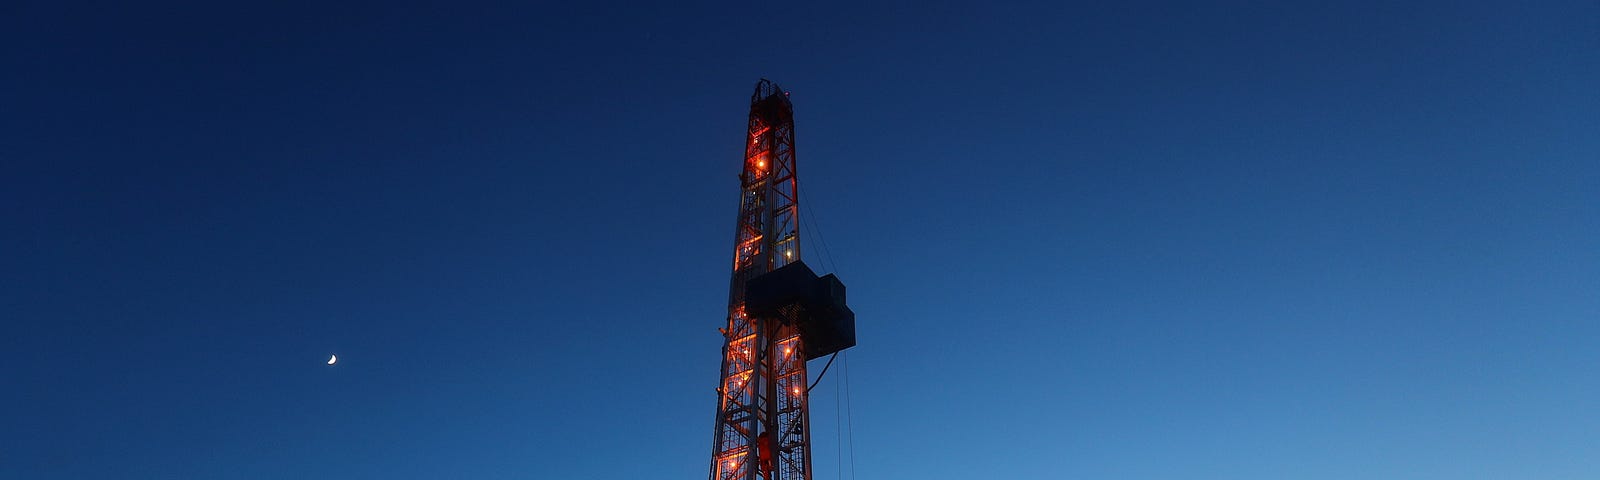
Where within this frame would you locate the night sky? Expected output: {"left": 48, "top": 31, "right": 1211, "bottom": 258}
{"left": 3, "top": 1, "right": 1597, "bottom": 478}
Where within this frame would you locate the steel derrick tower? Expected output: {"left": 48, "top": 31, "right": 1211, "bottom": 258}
{"left": 706, "top": 80, "right": 855, "bottom": 480}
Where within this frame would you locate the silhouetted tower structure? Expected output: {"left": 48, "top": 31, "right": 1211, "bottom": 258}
{"left": 707, "top": 80, "right": 856, "bottom": 480}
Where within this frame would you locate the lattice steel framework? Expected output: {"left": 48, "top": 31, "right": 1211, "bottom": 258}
{"left": 707, "top": 79, "right": 811, "bottom": 480}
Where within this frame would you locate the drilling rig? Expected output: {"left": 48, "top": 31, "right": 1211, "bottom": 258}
{"left": 706, "top": 79, "right": 856, "bottom": 480}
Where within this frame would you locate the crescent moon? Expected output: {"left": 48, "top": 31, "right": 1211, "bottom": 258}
{"left": 327, "top": 354, "right": 337, "bottom": 365}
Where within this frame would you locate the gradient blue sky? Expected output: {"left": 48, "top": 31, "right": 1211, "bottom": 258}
{"left": 3, "top": 1, "right": 1597, "bottom": 478}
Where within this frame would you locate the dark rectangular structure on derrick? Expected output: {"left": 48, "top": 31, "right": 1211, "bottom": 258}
{"left": 744, "top": 261, "right": 856, "bottom": 361}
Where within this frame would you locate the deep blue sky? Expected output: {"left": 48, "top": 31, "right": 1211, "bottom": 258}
{"left": 3, "top": 1, "right": 1597, "bottom": 478}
